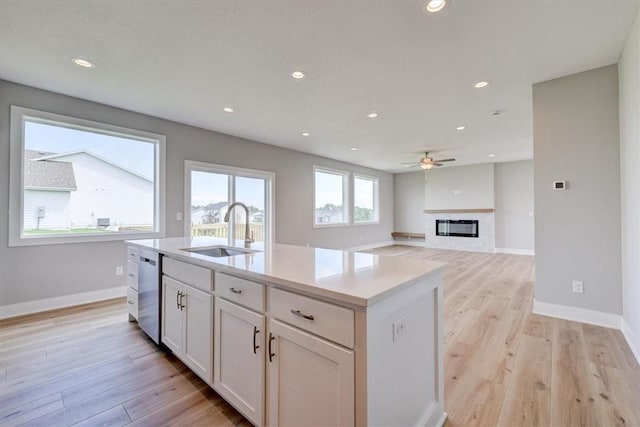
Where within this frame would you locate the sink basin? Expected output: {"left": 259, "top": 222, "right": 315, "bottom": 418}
{"left": 181, "top": 245, "right": 258, "bottom": 258}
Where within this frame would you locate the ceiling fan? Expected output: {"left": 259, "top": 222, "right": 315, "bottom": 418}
{"left": 402, "top": 151, "right": 456, "bottom": 169}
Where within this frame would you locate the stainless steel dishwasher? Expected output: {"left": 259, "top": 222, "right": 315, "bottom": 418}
{"left": 137, "top": 249, "right": 161, "bottom": 344}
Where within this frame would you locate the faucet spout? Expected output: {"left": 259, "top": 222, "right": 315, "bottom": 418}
{"left": 224, "top": 202, "right": 255, "bottom": 248}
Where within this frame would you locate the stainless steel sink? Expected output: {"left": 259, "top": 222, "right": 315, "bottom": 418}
{"left": 181, "top": 245, "right": 258, "bottom": 258}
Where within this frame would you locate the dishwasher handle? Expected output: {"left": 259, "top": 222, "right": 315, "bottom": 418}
{"left": 139, "top": 256, "right": 156, "bottom": 266}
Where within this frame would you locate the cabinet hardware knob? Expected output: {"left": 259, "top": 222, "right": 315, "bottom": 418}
{"left": 268, "top": 333, "right": 275, "bottom": 362}
{"left": 253, "top": 326, "right": 260, "bottom": 354}
{"left": 290, "top": 309, "right": 315, "bottom": 321}
{"left": 229, "top": 287, "right": 243, "bottom": 294}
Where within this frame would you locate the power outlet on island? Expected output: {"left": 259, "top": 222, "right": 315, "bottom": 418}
{"left": 116, "top": 265, "right": 124, "bottom": 276}
{"left": 392, "top": 317, "right": 408, "bottom": 342}
{"left": 572, "top": 280, "right": 584, "bottom": 294}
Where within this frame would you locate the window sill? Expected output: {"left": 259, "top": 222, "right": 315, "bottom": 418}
{"left": 9, "top": 230, "right": 165, "bottom": 247}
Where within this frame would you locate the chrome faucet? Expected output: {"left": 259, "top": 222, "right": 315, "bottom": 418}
{"left": 224, "top": 202, "right": 255, "bottom": 248}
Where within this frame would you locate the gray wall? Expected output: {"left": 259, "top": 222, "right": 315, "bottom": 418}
{"left": 619, "top": 8, "right": 640, "bottom": 353}
{"left": 424, "top": 164, "right": 494, "bottom": 210}
{"left": 533, "top": 64, "right": 622, "bottom": 314}
{"left": 494, "top": 160, "right": 534, "bottom": 251}
{"left": 393, "top": 171, "right": 425, "bottom": 234}
{"left": 0, "top": 80, "right": 394, "bottom": 306}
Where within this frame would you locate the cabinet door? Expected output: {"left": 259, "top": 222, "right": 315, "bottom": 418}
{"left": 183, "top": 284, "right": 214, "bottom": 384}
{"left": 267, "top": 320, "right": 354, "bottom": 427}
{"left": 161, "top": 276, "right": 183, "bottom": 354}
{"left": 215, "top": 297, "right": 265, "bottom": 426}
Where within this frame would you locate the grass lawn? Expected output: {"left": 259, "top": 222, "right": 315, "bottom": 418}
{"left": 23, "top": 228, "right": 115, "bottom": 235}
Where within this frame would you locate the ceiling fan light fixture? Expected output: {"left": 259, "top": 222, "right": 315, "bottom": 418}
{"left": 425, "top": 0, "right": 447, "bottom": 13}
{"left": 421, "top": 163, "right": 434, "bottom": 170}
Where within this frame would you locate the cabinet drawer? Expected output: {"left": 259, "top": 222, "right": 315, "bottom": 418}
{"left": 127, "top": 287, "right": 138, "bottom": 320}
{"left": 163, "top": 257, "right": 213, "bottom": 292}
{"left": 126, "top": 261, "right": 138, "bottom": 290}
{"left": 269, "top": 288, "right": 354, "bottom": 348}
{"left": 216, "top": 272, "right": 264, "bottom": 312}
{"left": 127, "top": 246, "right": 139, "bottom": 264}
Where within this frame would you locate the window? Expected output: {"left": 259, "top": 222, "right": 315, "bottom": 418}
{"left": 9, "top": 106, "right": 165, "bottom": 246}
{"left": 353, "top": 175, "right": 379, "bottom": 224}
{"left": 185, "top": 161, "right": 274, "bottom": 247}
{"left": 314, "top": 167, "right": 349, "bottom": 227}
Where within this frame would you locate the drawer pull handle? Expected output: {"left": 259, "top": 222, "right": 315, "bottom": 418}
{"left": 268, "top": 333, "right": 275, "bottom": 362}
{"left": 127, "top": 301, "right": 134, "bottom": 305}
{"left": 176, "top": 291, "right": 181, "bottom": 310}
{"left": 253, "top": 326, "right": 260, "bottom": 354}
{"left": 179, "top": 292, "right": 186, "bottom": 310}
{"left": 229, "top": 287, "right": 243, "bottom": 295}
{"left": 290, "top": 309, "right": 315, "bottom": 321}
{"left": 128, "top": 273, "right": 135, "bottom": 277}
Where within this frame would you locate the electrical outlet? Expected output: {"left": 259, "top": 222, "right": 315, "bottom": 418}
{"left": 392, "top": 317, "right": 408, "bottom": 342}
{"left": 116, "top": 266, "right": 124, "bottom": 276}
{"left": 176, "top": 212, "right": 183, "bottom": 221}
{"left": 572, "top": 280, "right": 584, "bottom": 294}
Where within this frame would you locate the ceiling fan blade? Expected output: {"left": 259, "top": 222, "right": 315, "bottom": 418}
{"left": 400, "top": 162, "right": 418, "bottom": 165}
{"left": 434, "top": 158, "right": 456, "bottom": 162}
{"left": 433, "top": 162, "right": 444, "bottom": 166}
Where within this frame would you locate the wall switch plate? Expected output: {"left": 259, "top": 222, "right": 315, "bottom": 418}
{"left": 176, "top": 212, "right": 183, "bottom": 221}
{"left": 116, "top": 266, "right": 124, "bottom": 276}
{"left": 392, "top": 317, "right": 408, "bottom": 342}
{"left": 572, "top": 280, "right": 584, "bottom": 293}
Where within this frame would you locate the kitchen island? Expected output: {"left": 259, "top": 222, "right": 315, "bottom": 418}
{"left": 126, "top": 237, "right": 446, "bottom": 427}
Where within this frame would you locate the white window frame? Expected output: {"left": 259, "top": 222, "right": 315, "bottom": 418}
{"left": 8, "top": 105, "right": 166, "bottom": 247}
{"left": 313, "top": 166, "right": 350, "bottom": 228}
{"left": 353, "top": 173, "right": 380, "bottom": 225}
{"left": 184, "top": 160, "right": 275, "bottom": 248}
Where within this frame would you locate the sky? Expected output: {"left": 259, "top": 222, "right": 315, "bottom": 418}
{"left": 191, "top": 171, "right": 265, "bottom": 209}
{"left": 315, "top": 171, "right": 374, "bottom": 209}
{"left": 25, "top": 121, "right": 155, "bottom": 179}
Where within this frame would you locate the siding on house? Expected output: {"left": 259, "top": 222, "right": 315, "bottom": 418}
{"left": 52, "top": 152, "right": 154, "bottom": 228}
{"left": 23, "top": 190, "right": 71, "bottom": 230}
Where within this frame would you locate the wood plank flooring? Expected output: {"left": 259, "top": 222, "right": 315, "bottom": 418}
{"left": 1, "top": 246, "right": 638, "bottom": 426}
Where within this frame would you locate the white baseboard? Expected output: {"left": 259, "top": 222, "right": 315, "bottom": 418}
{"left": 392, "top": 240, "right": 426, "bottom": 247}
{"left": 532, "top": 299, "right": 622, "bottom": 329}
{"left": 621, "top": 318, "right": 640, "bottom": 365}
{"left": 347, "top": 240, "right": 395, "bottom": 252}
{"left": 0, "top": 286, "right": 127, "bottom": 320}
{"left": 495, "top": 247, "right": 535, "bottom": 256}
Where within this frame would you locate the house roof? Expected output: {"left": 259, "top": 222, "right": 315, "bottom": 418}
{"left": 24, "top": 150, "right": 77, "bottom": 191}
{"left": 36, "top": 151, "right": 152, "bottom": 182}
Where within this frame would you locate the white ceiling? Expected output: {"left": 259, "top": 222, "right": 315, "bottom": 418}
{"left": 1, "top": 0, "right": 638, "bottom": 173}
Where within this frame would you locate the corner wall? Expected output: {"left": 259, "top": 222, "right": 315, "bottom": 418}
{"left": 532, "top": 64, "right": 622, "bottom": 315}
{"left": 619, "top": 7, "right": 640, "bottom": 359}
{"left": 0, "top": 80, "right": 394, "bottom": 308}
{"left": 494, "top": 160, "right": 534, "bottom": 253}
{"left": 393, "top": 171, "right": 425, "bottom": 234}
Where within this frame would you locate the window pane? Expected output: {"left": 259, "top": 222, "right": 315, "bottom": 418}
{"left": 190, "top": 171, "right": 229, "bottom": 238}
{"left": 235, "top": 176, "right": 266, "bottom": 243}
{"left": 314, "top": 170, "right": 347, "bottom": 225}
{"left": 354, "top": 176, "right": 378, "bottom": 223}
{"left": 23, "top": 120, "right": 156, "bottom": 236}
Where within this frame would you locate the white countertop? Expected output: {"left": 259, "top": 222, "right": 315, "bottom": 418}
{"left": 126, "top": 237, "right": 445, "bottom": 307}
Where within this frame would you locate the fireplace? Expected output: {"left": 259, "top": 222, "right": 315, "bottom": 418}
{"left": 436, "top": 219, "right": 479, "bottom": 238}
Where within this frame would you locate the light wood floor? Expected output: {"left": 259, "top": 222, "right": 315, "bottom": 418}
{"left": 1, "top": 246, "right": 638, "bottom": 426}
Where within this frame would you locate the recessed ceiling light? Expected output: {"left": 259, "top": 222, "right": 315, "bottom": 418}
{"left": 350, "top": 147, "right": 358, "bottom": 151}
{"left": 71, "top": 57, "right": 94, "bottom": 68}
{"left": 367, "top": 112, "right": 379, "bottom": 118}
{"left": 301, "top": 132, "right": 310, "bottom": 136}
{"left": 488, "top": 154, "right": 496, "bottom": 157}
{"left": 474, "top": 81, "right": 489, "bottom": 89}
{"left": 425, "top": 0, "right": 446, "bottom": 13}
{"left": 456, "top": 126, "right": 466, "bottom": 131}
{"left": 223, "top": 107, "right": 234, "bottom": 113}
{"left": 291, "top": 71, "right": 305, "bottom": 79}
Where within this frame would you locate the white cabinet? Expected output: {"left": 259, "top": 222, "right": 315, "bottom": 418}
{"left": 267, "top": 319, "right": 354, "bottom": 427}
{"left": 214, "top": 297, "right": 265, "bottom": 426}
{"left": 161, "top": 275, "right": 213, "bottom": 384}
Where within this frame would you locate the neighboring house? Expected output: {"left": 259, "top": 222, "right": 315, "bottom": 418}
{"left": 23, "top": 150, "right": 76, "bottom": 230}
{"left": 26, "top": 150, "right": 154, "bottom": 229}
{"left": 315, "top": 206, "right": 344, "bottom": 224}
{"left": 192, "top": 202, "right": 229, "bottom": 225}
